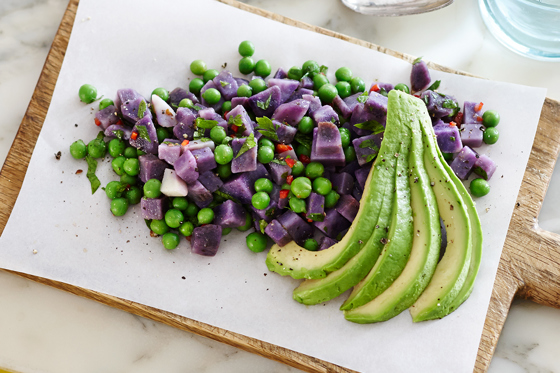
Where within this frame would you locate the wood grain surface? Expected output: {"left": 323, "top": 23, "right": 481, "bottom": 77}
{"left": 1, "top": 0, "right": 560, "bottom": 372}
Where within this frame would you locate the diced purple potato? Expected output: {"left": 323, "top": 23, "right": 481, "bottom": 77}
{"left": 169, "top": 87, "right": 198, "bottom": 107}
{"left": 173, "top": 107, "right": 196, "bottom": 141}
{"left": 332, "top": 95, "right": 353, "bottom": 119}
{"left": 234, "top": 77, "right": 249, "bottom": 87}
{"left": 339, "top": 160, "right": 361, "bottom": 175}
{"left": 186, "top": 180, "right": 213, "bottom": 208}
{"left": 272, "top": 99, "right": 310, "bottom": 126}
{"left": 247, "top": 163, "right": 270, "bottom": 183}
{"left": 104, "top": 124, "right": 132, "bottom": 140}
{"left": 213, "top": 200, "right": 247, "bottom": 228}
{"left": 277, "top": 148, "right": 298, "bottom": 162}
{"left": 248, "top": 86, "right": 282, "bottom": 117}
{"left": 140, "top": 196, "right": 168, "bottom": 220}
{"left": 198, "top": 107, "right": 228, "bottom": 135}
{"left": 213, "top": 70, "right": 239, "bottom": 101}
{"left": 198, "top": 171, "right": 223, "bottom": 193}
{"left": 267, "top": 78, "right": 300, "bottom": 104}
{"left": 352, "top": 185, "right": 363, "bottom": 201}
{"left": 353, "top": 133, "right": 384, "bottom": 166}
{"left": 231, "top": 96, "right": 249, "bottom": 110}
{"left": 343, "top": 92, "right": 365, "bottom": 112}
{"left": 335, "top": 194, "right": 359, "bottom": 222}
{"left": 473, "top": 154, "right": 496, "bottom": 180}
{"left": 278, "top": 192, "right": 289, "bottom": 209}
{"left": 463, "top": 101, "right": 483, "bottom": 124}
{"left": 220, "top": 173, "right": 255, "bottom": 204}
{"left": 226, "top": 105, "right": 253, "bottom": 136}
{"left": 434, "top": 122, "right": 463, "bottom": 153}
{"left": 231, "top": 137, "right": 257, "bottom": 174}
{"left": 277, "top": 210, "right": 314, "bottom": 245}
{"left": 160, "top": 169, "right": 189, "bottom": 197}
{"left": 318, "top": 236, "right": 338, "bottom": 251}
{"left": 174, "top": 150, "right": 199, "bottom": 184}
{"left": 350, "top": 92, "right": 388, "bottom": 136}
{"left": 450, "top": 146, "right": 478, "bottom": 180}
{"left": 273, "top": 67, "right": 288, "bottom": 79}
{"left": 152, "top": 94, "right": 177, "bottom": 128}
{"left": 158, "top": 139, "right": 182, "bottom": 166}
{"left": 267, "top": 161, "right": 292, "bottom": 185}
{"left": 310, "top": 124, "right": 346, "bottom": 167}
{"left": 121, "top": 97, "right": 151, "bottom": 124}
{"left": 183, "top": 139, "right": 215, "bottom": 152}
{"left": 200, "top": 80, "right": 224, "bottom": 112}
{"left": 460, "top": 123, "right": 484, "bottom": 148}
{"left": 270, "top": 183, "right": 281, "bottom": 202}
{"left": 265, "top": 219, "right": 292, "bottom": 247}
{"left": 130, "top": 116, "right": 159, "bottom": 154}
{"left": 250, "top": 200, "right": 280, "bottom": 223}
{"left": 191, "top": 147, "right": 217, "bottom": 174}
{"left": 252, "top": 217, "right": 263, "bottom": 232}
{"left": 371, "top": 82, "right": 394, "bottom": 94}
{"left": 139, "top": 154, "right": 168, "bottom": 183}
{"left": 288, "top": 88, "right": 314, "bottom": 102}
{"left": 275, "top": 121, "right": 298, "bottom": 144}
{"left": 411, "top": 59, "right": 431, "bottom": 93}
{"left": 311, "top": 105, "right": 339, "bottom": 125}
{"left": 306, "top": 192, "right": 325, "bottom": 222}
{"left": 420, "top": 91, "right": 459, "bottom": 121}
{"left": 354, "top": 166, "right": 371, "bottom": 191}
{"left": 313, "top": 209, "right": 351, "bottom": 239}
{"left": 302, "top": 94, "right": 322, "bottom": 117}
{"left": 330, "top": 172, "right": 354, "bottom": 195}
{"left": 300, "top": 75, "right": 314, "bottom": 89}
{"left": 95, "top": 105, "right": 120, "bottom": 130}
{"left": 115, "top": 88, "right": 140, "bottom": 113}
{"left": 191, "top": 225, "right": 222, "bottom": 257}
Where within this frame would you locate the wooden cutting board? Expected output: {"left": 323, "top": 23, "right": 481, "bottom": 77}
{"left": 1, "top": 0, "right": 559, "bottom": 371}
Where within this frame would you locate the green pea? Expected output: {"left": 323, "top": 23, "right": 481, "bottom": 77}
{"left": 216, "top": 163, "right": 232, "bottom": 179}
{"left": 313, "top": 177, "right": 332, "bottom": 195}
{"left": 287, "top": 66, "right": 303, "bottom": 81}
{"left": 313, "top": 74, "right": 329, "bottom": 90}
{"left": 203, "top": 69, "right": 219, "bottom": 83}
{"left": 350, "top": 77, "right": 366, "bottom": 93}
{"left": 295, "top": 144, "right": 311, "bottom": 157}
{"left": 483, "top": 127, "right": 499, "bottom": 144}
{"left": 325, "top": 190, "right": 340, "bottom": 208}
{"left": 249, "top": 78, "right": 267, "bottom": 94}
{"left": 335, "top": 81, "right": 352, "bottom": 99}
{"left": 289, "top": 196, "right": 306, "bottom": 213}
{"left": 87, "top": 138, "right": 106, "bottom": 159}
{"left": 123, "top": 158, "right": 140, "bottom": 176}
{"left": 151, "top": 88, "right": 169, "bottom": 102}
{"left": 162, "top": 232, "right": 180, "bottom": 250}
{"left": 143, "top": 179, "right": 162, "bottom": 199}
{"left": 137, "top": 149, "right": 146, "bottom": 156}
{"left": 255, "top": 178, "right": 274, "bottom": 193}
{"left": 254, "top": 60, "right": 271, "bottom": 78}
{"left": 222, "top": 228, "right": 232, "bottom": 236}
{"left": 105, "top": 181, "right": 124, "bottom": 200}
{"left": 238, "top": 57, "right": 255, "bottom": 75}
{"left": 110, "top": 198, "right": 129, "bottom": 217}
{"left": 237, "top": 212, "right": 253, "bottom": 232}
{"left": 179, "top": 98, "right": 193, "bottom": 108}
{"left": 394, "top": 83, "right": 410, "bottom": 94}
{"left": 259, "top": 138, "right": 275, "bottom": 149}
{"left": 483, "top": 110, "right": 500, "bottom": 127}
{"left": 210, "top": 126, "right": 227, "bottom": 144}
{"left": 108, "top": 138, "right": 126, "bottom": 158}
{"left": 304, "top": 238, "right": 319, "bottom": 251}
{"left": 335, "top": 67, "right": 353, "bottom": 82}
{"left": 172, "top": 197, "right": 189, "bottom": 210}
{"left": 238, "top": 40, "right": 255, "bottom": 57}
{"left": 246, "top": 232, "right": 268, "bottom": 253}
{"left": 302, "top": 60, "right": 320, "bottom": 76}
{"left": 78, "top": 84, "right": 98, "bottom": 104}
{"left": 252, "top": 191, "right": 270, "bottom": 210}
{"left": 190, "top": 59, "right": 207, "bottom": 76}
{"left": 124, "top": 146, "right": 137, "bottom": 158}
{"left": 215, "top": 144, "right": 234, "bottom": 165}
{"left": 257, "top": 146, "right": 274, "bottom": 164}
{"left": 344, "top": 145, "right": 357, "bottom": 162}
{"left": 70, "top": 139, "right": 87, "bottom": 159}
{"left": 150, "top": 219, "right": 169, "bottom": 235}
{"left": 189, "top": 78, "right": 205, "bottom": 95}
{"left": 318, "top": 83, "right": 338, "bottom": 104}
{"left": 339, "top": 127, "right": 351, "bottom": 148}
{"left": 237, "top": 84, "right": 252, "bottom": 98}
{"left": 125, "top": 186, "right": 142, "bottom": 205}
{"left": 99, "top": 98, "right": 114, "bottom": 111}
{"left": 298, "top": 116, "right": 314, "bottom": 134}
{"left": 291, "top": 161, "right": 305, "bottom": 176}
{"left": 290, "top": 177, "right": 312, "bottom": 199}
{"left": 305, "top": 162, "right": 324, "bottom": 179}
{"left": 156, "top": 127, "right": 170, "bottom": 143}
{"left": 185, "top": 203, "right": 199, "bottom": 218}
{"left": 197, "top": 207, "right": 215, "bottom": 225}
{"left": 179, "top": 221, "right": 194, "bottom": 236}
{"left": 222, "top": 101, "right": 232, "bottom": 113}
{"left": 281, "top": 183, "right": 291, "bottom": 191}
{"left": 120, "top": 173, "right": 137, "bottom": 186}
{"left": 470, "top": 178, "right": 490, "bottom": 197}
{"left": 111, "top": 156, "right": 126, "bottom": 176}
{"left": 202, "top": 88, "right": 221, "bottom": 105}
{"left": 165, "top": 209, "right": 184, "bottom": 228}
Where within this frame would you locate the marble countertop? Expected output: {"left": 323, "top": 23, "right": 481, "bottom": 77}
{"left": 1, "top": 0, "right": 560, "bottom": 372}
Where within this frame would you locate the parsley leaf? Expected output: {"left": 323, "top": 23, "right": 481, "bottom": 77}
{"left": 413, "top": 56, "right": 423, "bottom": 65}
{"left": 356, "top": 91, "right": 369, "bottom": 104}
{"left": 427, "top": 80, "right": 441, "bottom": 91}
{"left": 259, "top": 220, "right": 268, "bottom": 234}
{"left": 319, "top": 65, "right": 329, "bottom": 74}
{"left": 270, "top": 159, "right": 287, "bottom": 166}
{"left": 265, "top": 207, "right": 277, "bottom": 217}
{"left": 365, "top": 153, "right": 377, "bottom": 163}
{"left": 308, "top": 213, "right": 325, "bottom": 222}
{"left": 112, "top": 130, "right": 124, "bottom": 140}
{"left": 256, "top": 116, "right": 279, "bottom": 141}
{"left": 96, "top": 131, "right": 105, "bottom": 141}
{"left": 85, "top": 155, "right": 101, "bottom": 194}
{"left": 192, "top": 105, "right": 203, "bottom": 111}
{"left": 195, "top": 118, "right": 218, "bottom": 129}
{"left": 220, "top": 80, "right": 229, "bottom": 87}
{"left": 359, "top": 139, "right": 380, "bottom": 150}
{"left": 222, "top": 136, "right": 233, "bottom": 145}
{"left": 228, "top": 114, "right": 246, "bottom": 133}
{"left": 137, "top": 125, "right": 151, "bottom": 142}
{"left": 235, "top": 133, "right": 256, "bottom": 159}
{"left": 214, "top": 190, "right": 240, "bottom": 204}
{"left": 294, "top": 132, "right": 312, "bottom": 151}
{"left": 354, "top": 120, "right": 385, "bottom": 134}
{"left": 137, "top": 100, "right": 147, "bottom": 119}
{"left": 256, "top": 94, "right": 272, "bottom": 110}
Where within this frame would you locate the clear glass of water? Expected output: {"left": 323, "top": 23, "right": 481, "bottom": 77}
{"left": 341, "top": 0, "right": 453, "bottom": 16}
{"left": 479, "top": 0, "right": 560, "bottom": 61}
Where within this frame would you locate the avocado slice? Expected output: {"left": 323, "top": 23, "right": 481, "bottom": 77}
{"left": 291, "top": 92, "right": 413, "bottom": 305}
{"left": 409, "top": 101, "right": 473, "bottom": 322}
{"left": 343, "top": 92, "right": 441, "bottom": 322}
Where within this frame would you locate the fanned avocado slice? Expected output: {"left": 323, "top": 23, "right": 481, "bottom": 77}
{"left": 343, "top": 92, "right": 441, "bottom": 323}
{"left": 409, "top": 102, "right": 473, "bottom": 322}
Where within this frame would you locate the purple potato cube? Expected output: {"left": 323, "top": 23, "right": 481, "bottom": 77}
{"left": 139, "top": 154, "right": 167, "bottom": 183}
{"left": 174, "top": 107, "right": 196, "bottom": 141}
{"left": 288, "top": 88, "right": 314, "bottom": 102}
{"left": 318, "top": 236, "right": 338, "bottom": 251}
{"left": 421, "top": 91, "right": 459, "bottom": 121}
{"left": 277, "top": 210, "right": 314, "bottom": 245}
{"left": 450, "top": 146, "right": 478, "bottom": 180}
{"left": 300, "top": 75, "right": 314, "bottom": 90}
{"left": 226, "top": 104, "right": 254, "bottom": 137}
{"left": 275, "top": 121, "right": 298, "bottom": 144}
{"left": 463, "top": 101, "right": 483, "bottom": 124}
{"left": 198, "top": 108, "right": 227, "bottom": 136}
{"left": 270, "top": 183, "right": 281, "bottom": 203}
{"left": 273, "top": 67, "right": 288, "bottom": 79}
{"left": 302, "top": 94, "right": 322, "bottom": 117}
{"left": 473, "top": 154, "right": 496, "bottom": 180}
{"left": 234, "top": 77, "right": 249, "bottom": 87}
{"left": 213, "top": 70, "right": 239, "bottom": 101}
{"left": 265, "top": 219, "right": 292, "bottom": 247}
{"left": 310, "top": 122, "right": 345, "bottom": 167}
{"left": 95, "top": 105, "right": 120, "bottom": 130}
{"left": 248, "top": 86, "right": 282, "bottom": 117}
{"left": 115, "top": 88, "right": 139, "bottom": 113}
{"left": 169, "top": 87, "right": 198, "bottom": 108}
{"left": 335, "top": 194, "right": 360, "bottom": 222}
{"left": 231, "top": 96, "right": 249, "bottom": 110}
{"left": 371, "top": 82, "right": 394, "bottom": 94}
{"left": 343, "top": 92, "right": 365, "bottom": 112}
{"left": 191, "top": 147, "right": 217, "bottom": 174}
{"left": 187, "top": 180, "right": 213, "bottom": 208}
{"left": 330, "top": 172, "right": 355, "bottom": 195}
{"left": 174, "top": 150, "right": 199, "bottom": 184}
{"left": 213, "top": 200, "right": 247, "bottom": 228}
{"left": 104, "top": 124, "right": 132, "bottom": 140}
{"left": 140, "top": 197, "right": 168, "bottom": 220}
{"left": 339, "top": 160, "right": 361, "bottom": 175}
{"left": 314, "top": 209, "right": 351, "bottom": 239}
{"left": 267, "top": 78, "right": 300, "bottom": 104}
{"left": 198, "top": 171, "right": 223, "bottom": 193}
{"left": 350, "top": 92, "right": 388, "bottom": 136}
{"left": 250, "top": 200, "right": 280, "bottom": 223}
{"left": 200, "top": 80, "right": 224, "bottom": 112}
{"left": 333, "top": 95, "right": 352, "bottom": 119}
{"left": 231, "top": 137, "right": 257, "bottom": 174}
{"left": 353, "top": 133, "right": 384, "bottom": 166}
{"left": 267, "top": 161, "right": 292, "bottom": 185}
{"left": 191, "top": 225, "right": 222, "bottom": 257}
{"left": 311, "top": 105, "right": 339, "bottom": 125}
{"left": 220, "top": 173, "right": 255, "bottom": 204}
{"left": 272, "top": 99, "right": 310, "bottom": 126}
{"left": 434, "top": 122, "right": 463, "bottom": 153}
{"left": 353, "top": 185, "right": 363, "bottom": 201}
{"left": 460, "top": 123, "right": 484, "bottom": 148}
{"left": 130, "top": 116, "right": 159, "bottom": 154}
{"left": 306, "top": 192, "right": 325, "bottom": 222}
{"left": 411, "top": 59, "right": 431, "bottom": 92}
{"left": 354, "top": 166, "right": 371, "bottom": 191}
{"left": 158, "top": 139, "right": 182, "bottom": 166}
{"left": 121, "top": 96, "right": 151, "bottom": 124}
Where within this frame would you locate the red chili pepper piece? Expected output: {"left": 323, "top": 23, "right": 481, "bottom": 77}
{"left": 231, "top": 124, "right": 239, "bottom": 133}
{"left": 475, "top": 102, "right": 484, "bottom": 112}
{"left": 285, "top": 158, "right": 296, "bottom": 168}
{"left": 181, "top": 140, "right": 189, "bottom": 147}
{"left": 299, "top": 154, "right": 311, "bottom": 164}
{"left": 307, "top": 219, "right": 313, "bottom": 223}
{"left": 276, "top": 144, "right": 292, "bottom": 153}
{"left": 286, "top": 175, "right": 294, "bottom": 185}
{"left": 454, "top": 112, "right": 464, "bottom": 126}
{"left": 130, "top": 132, "right": 138, "bottom": 140}
{"left": 94, "top": 118, "right": 101, "bottom": 126}
{"left": 223, "top": 111, "right": 229, "bottom": 119}
{"left": 370, "top": 84, "right": 379, "bottom": 92}
{"left": 279, "top": 190, "right": 289, "bottom": 199}
{"left": 476, "top": 116, "right": 483, "bottom": 122}
{"left": 449, "top": 121, "right": 457, "bottom": 127}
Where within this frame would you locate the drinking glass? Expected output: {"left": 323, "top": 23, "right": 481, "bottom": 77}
{"left": 341, "top": 0, "right": 453, "bottom": 16}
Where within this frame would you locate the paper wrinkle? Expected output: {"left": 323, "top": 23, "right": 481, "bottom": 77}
{"left": 0, "top": 0, "right": 547, "bottom": 372}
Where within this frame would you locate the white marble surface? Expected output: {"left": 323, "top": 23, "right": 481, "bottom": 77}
{"left": 0, "top": 0, "right": 559, "bottom": 372}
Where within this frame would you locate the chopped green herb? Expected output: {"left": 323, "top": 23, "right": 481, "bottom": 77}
{"left": 319, "top": 65, "right": 328, "bottom": 74}
{"left": 256, "top": 94, "right": 272, "bottom": 110}
{"left": 378, "top": 87, "right": 388, "bottom": 97}
{"left": 270, "top": 159, "right": 287, "bottom": 166}
{"left": 354, "top": 120, "right": 385, "bottom": 134}
{"left": 259, "top": 219, "right": 268, "bottom": 234}
{"left": 112, "top": 130, "right": 124, "bottom": 140}
{"left": 265, "top": 207, "right": 277, "bottom": 217}
{"left": 214, "top": 190, "right": 240, "bottom": 204}
{"left": 356, "top": 91, "right": 369, "bottom": 104}
{"left": 96, "top": 131, "right": 105, "bottom": 141}
{"left": 137, "top": 125, "right": 151, "bottom": 142}
{"left": 228, "top": 114, "right": 247, "bottom": 133}
{"left": 450, "top": 136, "right": 456, "bottom": 141}
{"left": 195, "top": 118, "right": 218, "bottom": 129}
{"left": 85, "top": 155, "right": 101, "bottom": 194}
{"left": 294, "top": 132, "right": 313, "bottom": 151}
{"left": 137, "top": 100, "right": 147, "bottom": 119}
{"left": 220, "top": 80, "right": 229, "bottom": 87}
{"left": 365, "top": 153, "right": 377, "bottom": 163}
{"left": 413, "top": 56, "right": 423, "bottom": 65}
{"left": 235, "top": 133, "right": 256, "bottom": 159}
{"left": 359, "top": 139, "right": 380, "bottom": 150}
{"left": 256, "top": 116, "right": 279, "bottom": 141}
{"left": 427, "top": 80, "right": 441, "bottom": 91}
{"left": 222, "top": 136, "right": 233, "bottom": 145}
{"left": 192, "top": 105, "right": 203, "bottom": 111}
{"left": 308, "top": 213, "right": 325, "bottom": 222}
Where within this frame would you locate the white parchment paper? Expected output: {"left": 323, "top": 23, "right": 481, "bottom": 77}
{"left": 0, "top": 0, "right": 547, "bottom": 372}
